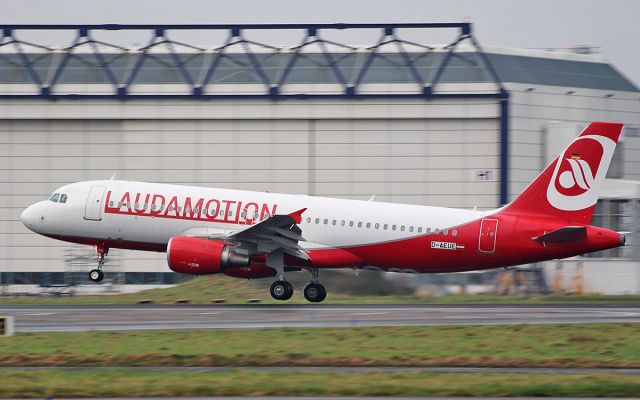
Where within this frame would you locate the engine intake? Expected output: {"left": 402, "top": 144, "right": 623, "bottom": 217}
{"left": 167, "top": 236, "right": 250, "bottom": 275}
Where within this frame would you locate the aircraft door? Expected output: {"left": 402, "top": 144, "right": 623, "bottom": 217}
{"left": 84, "top": 186, "right": 106, "bottom": 221}
{"left": 478, "top": 218, "right": 498, "bottom": 253}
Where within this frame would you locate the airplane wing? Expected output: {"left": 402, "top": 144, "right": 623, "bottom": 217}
{"left": 532, "top": 226, "right": 587, "bottom": 243}
{"left": 226, "top": 208, "right": 309, "bottom": 260}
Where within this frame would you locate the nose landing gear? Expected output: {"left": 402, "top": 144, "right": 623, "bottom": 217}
{"left": 89, "top": 245, "right": 108, "bottom": 283}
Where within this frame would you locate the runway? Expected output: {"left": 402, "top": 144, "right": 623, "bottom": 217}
{"left": 1, "top": 304, "right": 638, "bottom": 332}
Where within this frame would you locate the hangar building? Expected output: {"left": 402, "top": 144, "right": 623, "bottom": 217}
{"left": 0, "top": 23, "right": 638, "bottom": 292}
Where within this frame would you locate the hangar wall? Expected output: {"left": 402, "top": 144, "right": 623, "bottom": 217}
{"left": 507, "top": 83, "right": 640, "bottom": 200}
{"left": 0, "top": 98, "right": 500, "bottom": 276}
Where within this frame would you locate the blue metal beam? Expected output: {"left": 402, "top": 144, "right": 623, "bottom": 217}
{"left": 0, "top": 23, "right": 471, "bottom": 30}
{"left": 0, "top": 22, "right": 505, "bottom": 101}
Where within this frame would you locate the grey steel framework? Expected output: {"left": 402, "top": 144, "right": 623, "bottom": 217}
{"left": 0, "top": 22, "right": 510, "bottom": 203}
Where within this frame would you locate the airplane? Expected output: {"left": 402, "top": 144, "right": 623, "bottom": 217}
{"left": 21, "top": 121, "right": 625, "bottom": 302}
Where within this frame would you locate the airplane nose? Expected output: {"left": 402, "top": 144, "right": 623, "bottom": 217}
{"left": 21, "top": 204, "right": 40, "bottom": 231}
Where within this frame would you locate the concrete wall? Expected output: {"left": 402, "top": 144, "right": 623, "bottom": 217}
{"left": 541, "top": 258, "right": 640, "bottom": 295}
{"left": 507, "top": 83, "right": 640, "bottom": 200}
{"left": 0, "top": 97, "right": 500, "bottom": 276}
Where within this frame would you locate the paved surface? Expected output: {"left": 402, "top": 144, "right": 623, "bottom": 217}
{"left": 0, "top": 304, "right": 638, "bottom": 332}
{"left": 3, "top": 366, "right": 640, "bottom": 375}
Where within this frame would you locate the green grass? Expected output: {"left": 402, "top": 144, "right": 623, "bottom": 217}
{"left": 1, "top": 275, "right": 640, "bottom": 304}
{"left": 1, "top": 324, "right": 639, "bottom": 368}
{"left": 1, "top": 369, "right": 640, "bottom": 398}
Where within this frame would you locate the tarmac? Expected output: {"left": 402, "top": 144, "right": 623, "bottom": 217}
{"left": 1, "top": 303, "right": 638, "bottom": 332}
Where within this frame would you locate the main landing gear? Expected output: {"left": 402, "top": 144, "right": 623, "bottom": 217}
{"left": 89, "top": 245, "right": 108, "bottom": 283}
{"left": 266, "top": 250, "right": 327, "bottom": 302}
{"left": 303, "top": 267, "right": 326, "bottom": 303}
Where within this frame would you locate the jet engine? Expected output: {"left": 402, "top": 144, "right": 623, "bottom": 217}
{"left": 167, "top": 236, "right": 250, "bottom": 275}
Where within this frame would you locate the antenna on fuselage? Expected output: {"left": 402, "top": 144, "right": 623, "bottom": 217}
{"left": 368, "top": 195, "right": 376, "bottom": 202}
{"left": 109, "top": 172, "right": 118, "bottom": 180}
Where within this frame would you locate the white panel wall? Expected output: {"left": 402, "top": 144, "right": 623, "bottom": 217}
{"left": 508, "top": 83, "right": 640, "bottom": 199}
{"left": 0, "top": 97, "right": 500, "bottom": 276}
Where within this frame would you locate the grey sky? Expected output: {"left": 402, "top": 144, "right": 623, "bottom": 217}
{"left": 3, "top": 0, "right": 639, "bottom": 86}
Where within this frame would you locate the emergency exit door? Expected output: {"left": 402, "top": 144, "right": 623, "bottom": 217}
{"left": 84, "top": 186, "right": 106, "bottom": 221}
{"left": 478, "top": 218, "right": 498, "bottom": 253}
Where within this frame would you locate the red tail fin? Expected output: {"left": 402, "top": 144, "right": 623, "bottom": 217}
{"left": 503, "top": 122, "right": 623, "bottom": 224}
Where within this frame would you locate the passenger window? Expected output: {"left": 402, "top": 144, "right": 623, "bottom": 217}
{"left": 400, "top": 225, "right": 405, "bottom": 231}
{"left": 349, "top": 221, "right": 354, "bottom": 227}
{"left": 366, "top": 222, "right": 371, "bottom": 228}
{"left": 341, "top": 220, "right": 346, "bottom": 226}
{"left": 109, "top": 201, "right": 114, "bottom": 207}
{"left": 358, "top": 222, "right": 362, "bottom": 228}
{"left": 409, "top": 226, "right": 414, "bottom": 232}
{"left": 332, "top": 219, "right": 337, "bottom": 225}
{"left": 383, "top": 224, "right": 388, "bottom": 230}
{"left": 418, "top": 227, "right": 423, "bottom": 233}
{"left": 375, "top": 223, "right": 380, "bottom": 229}
{"left": 324, "top": 219, "right": 328, "bottom": 224}
{"left": 443, "top": 229, "right": 449, "bottom": 235}
{"left": 452, "top": 229, "right": 458, "bottom": 237}
{"left": 426, "top": 228, "right": 431, "bottom": 233}
{"left": 392, "top": 225, "right": 397, "bottom": 231}
{"left": 306, "top": 217, "right": 311, "bottom": 223}
{"left": 315, "top": 218, "right": 320, "bottom": 224}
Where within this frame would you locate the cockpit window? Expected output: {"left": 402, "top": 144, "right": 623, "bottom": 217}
{"left": 49, "top": 193, "right": 60, "bottom": 202}
{"left": 59, "top": 194, "right": 67, "bottom": 203}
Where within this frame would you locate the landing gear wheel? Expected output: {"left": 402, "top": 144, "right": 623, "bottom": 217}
{"left": 89, "top": 269, "right": 104, "bottom": 282}
{"left": 270, "top": 280, "right": 294, "bottom": 301}
{"left": 304, "top": 282, "right": 327, "bottom": 303}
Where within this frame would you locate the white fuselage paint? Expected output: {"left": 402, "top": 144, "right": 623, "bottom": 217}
{"left": 23, "top": 180, "right": 496, "bottom": 251}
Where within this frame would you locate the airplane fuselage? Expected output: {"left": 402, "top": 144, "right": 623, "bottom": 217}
{"left": 22, "top": 179, "right": 622, "bottom": 274}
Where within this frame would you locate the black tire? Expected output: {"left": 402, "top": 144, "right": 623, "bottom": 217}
{"left": 282, "top": 281, "right": 294, "bottom": 300}
{"left": 89, "top": 269, "right": 104, "bottom": 282}
{"left": 304, "top": 282, "right": 326, "bottom": 303}
{"left": 270, "top": 280, "right": 291, "bottom": 301}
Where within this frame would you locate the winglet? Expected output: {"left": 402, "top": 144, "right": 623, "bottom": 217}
{"left": 288, "top": 208, "right": 307, "bottom": 224}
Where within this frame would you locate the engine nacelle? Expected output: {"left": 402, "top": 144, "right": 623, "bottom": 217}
{"left": 167, "top": 236, "right": 250, "bottom": 275}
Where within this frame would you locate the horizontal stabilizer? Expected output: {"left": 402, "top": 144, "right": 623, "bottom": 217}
{"left": 532, "top": 226, "right": 587, "bottom": 243}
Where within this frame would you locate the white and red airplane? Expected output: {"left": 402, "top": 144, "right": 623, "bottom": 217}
{"left": 21, "top": 122, "right": 625, "bottom": 302}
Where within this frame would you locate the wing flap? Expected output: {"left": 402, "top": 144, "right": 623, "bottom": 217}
{"left": 227, "top": 208, "right": 309, "bottom": 261}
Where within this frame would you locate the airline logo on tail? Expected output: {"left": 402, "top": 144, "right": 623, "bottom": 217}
{"left": 547, "top": 135, "right": 616, "bottom": 211}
